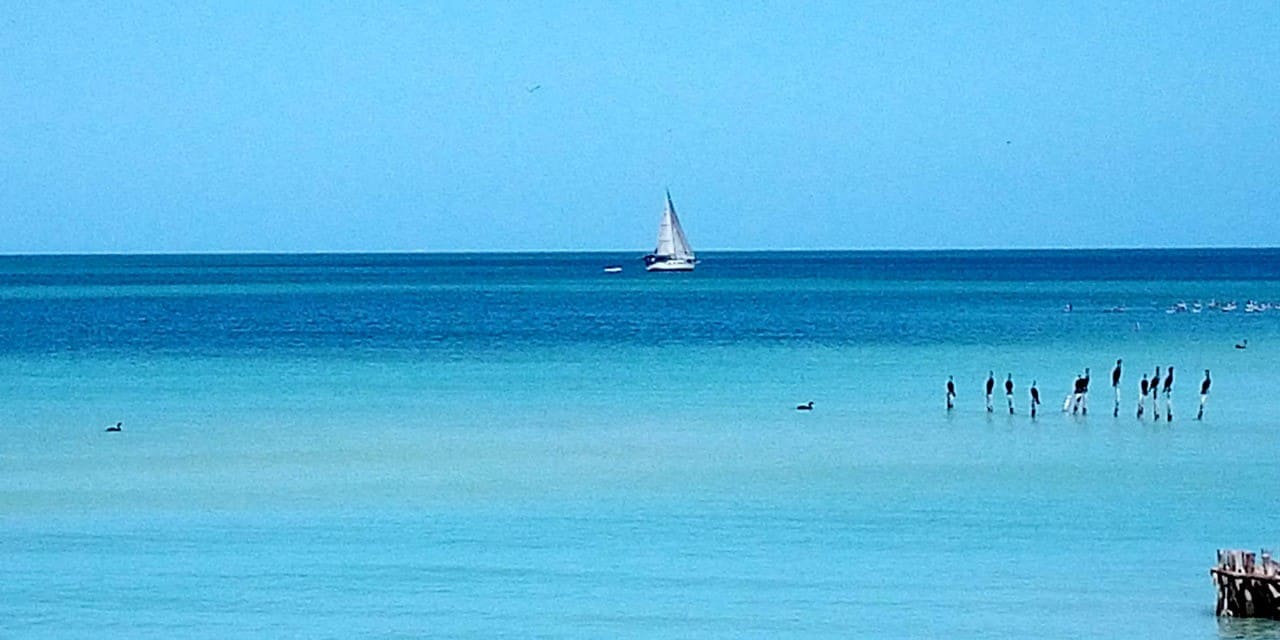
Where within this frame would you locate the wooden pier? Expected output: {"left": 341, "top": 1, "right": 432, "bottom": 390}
{"left": 1212, "top": 549, "right": 1280, "bottom": 619}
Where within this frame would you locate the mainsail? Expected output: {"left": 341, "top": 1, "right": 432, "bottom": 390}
{"left": 654, "top": 190, "right": 695, "bottom": 261}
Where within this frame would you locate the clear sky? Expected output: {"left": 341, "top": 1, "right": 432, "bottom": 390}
{"left": 2, "top": 2, "right": 1277, "bottom": 253}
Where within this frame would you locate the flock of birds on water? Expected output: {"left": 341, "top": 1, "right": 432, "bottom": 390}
{"left": 1164, "top": 300, "right": 1277, "bottom": 314}
{"left": 1094, "top": 300, "right": 1280, "bottom": 314}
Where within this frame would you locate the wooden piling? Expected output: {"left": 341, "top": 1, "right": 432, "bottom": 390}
{"left": 1212, "top": 549, "right": 1280, "bottom": 619}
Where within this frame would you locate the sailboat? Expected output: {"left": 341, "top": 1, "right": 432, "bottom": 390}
{"left": 644, "top": 190, "right": 697, "bottom": 272}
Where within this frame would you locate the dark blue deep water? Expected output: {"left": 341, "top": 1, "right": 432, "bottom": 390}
{"left": 2, "top": 250, "right": 1278, "bottom": 356}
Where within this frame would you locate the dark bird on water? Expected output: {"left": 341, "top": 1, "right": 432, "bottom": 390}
{"left": 526, "top": 84, "right": 541, "bottom": 93}
{"left": 796, "top": 401, "right": 814, "bottom": 411}
{"left": 1236, "top": 339, "right": 1248, "bottom": 349}
{"left": 105, "top": 422, "right": 123, "bottom": 432}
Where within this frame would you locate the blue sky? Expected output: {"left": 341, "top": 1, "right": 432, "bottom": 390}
{"left": 2, "top": 2, "right": 1277, "bottom": 252}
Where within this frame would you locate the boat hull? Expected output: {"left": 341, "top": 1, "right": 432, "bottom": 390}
{"left": 645, "top": 259, "right": 695, "bottom": 272}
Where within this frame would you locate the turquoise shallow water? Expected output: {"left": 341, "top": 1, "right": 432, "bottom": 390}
{"left": 2, "top": 251, "right": 1280, "bottom": 638}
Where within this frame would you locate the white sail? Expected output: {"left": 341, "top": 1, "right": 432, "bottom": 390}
{"left": 654, "top": 191, "right": 694, "bottom": 260}
{"left": 654, "top": 204, "right": 676, "bottom": 257}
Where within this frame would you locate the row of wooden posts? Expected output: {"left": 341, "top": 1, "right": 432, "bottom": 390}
{"left": 1212, "top": 549, "right": 1280, "bottom": 619}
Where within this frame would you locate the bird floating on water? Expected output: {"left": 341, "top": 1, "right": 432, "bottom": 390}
{"left": 796, "top": 401, "right": 814, "bottom": 411}
{"left": 105, "top": 422, "right": 122, "bottom": 432}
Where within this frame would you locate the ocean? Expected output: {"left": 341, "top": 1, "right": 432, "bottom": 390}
{"left": 2, "top": 250, "right": 1279, "bottom": 638}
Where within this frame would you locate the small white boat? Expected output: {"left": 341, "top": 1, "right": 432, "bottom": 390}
{"left": 603, "top": 265, "right": 623, "bottom": 274}
{"left": 644, "top": 190, "right": 697, "bottom": 272}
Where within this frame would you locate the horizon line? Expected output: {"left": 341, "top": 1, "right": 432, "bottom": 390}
{"left": 1, "top": 245, "right": 1278, "bottom": 257}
